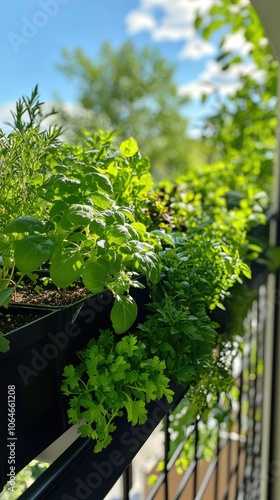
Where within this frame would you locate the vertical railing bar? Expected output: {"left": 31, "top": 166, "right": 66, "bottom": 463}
{"left": 235, "top": 355, "right": 244, "bottom": 498}
{"left": 173, "top": 461, "right": 197, "bottom": 500}
{"left": 122, "top": 463, "right": 132, "bottom": 500}
{"left": 146, "top": 426, "right": 197, "bottom": 500}
{"left": 221, "top": 433, "right": 246, "bottom": 498}
{"left": 225, "top": 426, "right": 232, "bottom": 500}
{"left": 194, "top": 457, "right": 219, "bottom": 500}
{"left": 173, "top": 443, "right": 205, "bottom": 500}
{"left": 214, "top": 419, "right": 221, "bottom": 499}
{"left": 164, "top": 414, "right": 170, "bottom": 500}
{"left": 244, "top": 306, "right": 257, "bottom": 498}
{"left": 243, "top": 314, "right": 252, "bottom": 499}
{"left": 251, "top": 295, "right": 263, "bottom": 495}
{"left": 194, "top": 430, "right": 231, "bottom": 500}
{"left": 257, "top": 285, "right": 266, "bottom": 499}
{"left": 219, "top": 430, "right": 232, "bottom": 500}
{"left": 261, "top": 272, "right": 278, "bottom": 500}
{"left": 193, "top": 417, "right": 199, "bottom": 499}
{"left": 261, "top": 64, "right": 280, "bottom": 500}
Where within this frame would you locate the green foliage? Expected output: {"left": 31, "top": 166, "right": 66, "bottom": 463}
{"left": 136, "top": 223, "right": 250, "bottom": 385}
{"left": 0, "top": 460, "right": 48, "bottom": 499}
{"left": 61, "top": 329, "right": 173, "bottom": 452}
{"left": 149, "top": 159, "right": 269, "bottom": 278}
{"left": 0, "top": 86, "right": 62, "bottom": 230}
{"left": 0, "top": 92, "right": 160, "bottom": 336}
{"left": 192, "top": 0, "right": 277, "bottom": 196}
{"left": 110, "top": 295, "right": 138, "bottom": 335}
{"left": 55, "top": 41, "right": 209, "bottom": 178}
{"left": 197, "top": 0, "right": 272, "bottom": 72}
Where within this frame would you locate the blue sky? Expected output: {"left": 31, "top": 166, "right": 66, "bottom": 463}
{"left": 0, "top": 0, "right": 257, "bottom": 135}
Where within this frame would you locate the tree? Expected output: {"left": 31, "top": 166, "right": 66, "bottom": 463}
{"left": 55, "top": 41, "right": 208, "bottom": 179}
{"left": 193, "top": 0, "right": 278, "bottom": 194}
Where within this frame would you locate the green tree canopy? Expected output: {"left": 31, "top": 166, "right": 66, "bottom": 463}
{"left": 194, "top": 0, "right": 278, "bottom": 195}
{"left": 55, "top": 41, "right": 208, "bottom": 179}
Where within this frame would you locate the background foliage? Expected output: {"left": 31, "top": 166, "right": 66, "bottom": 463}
{"left": 55, "top": 41, "right": 210, "bottom": 179}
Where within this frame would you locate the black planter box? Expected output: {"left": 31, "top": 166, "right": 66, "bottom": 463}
{"left": 20, "top": 381, "right": 188, "bottom": 500}
{"left": 0, "top": 285, "right": 150, "bottom": 492}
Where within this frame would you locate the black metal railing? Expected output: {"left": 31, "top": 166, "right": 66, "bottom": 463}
{"left": 113, "top": 281, "right": 267, "bottom": 500}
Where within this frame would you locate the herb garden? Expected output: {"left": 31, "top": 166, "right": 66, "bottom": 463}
{"left": 0, "top": 2, "right": 279, "bottom": 497}
{"left": 0, "top": 77, "right": 272, "bottom": 497}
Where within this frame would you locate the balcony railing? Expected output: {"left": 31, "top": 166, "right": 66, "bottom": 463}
{"left": 15, "top": 268, "right": 269, "bottom": 500}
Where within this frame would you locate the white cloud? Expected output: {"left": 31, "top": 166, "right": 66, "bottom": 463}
{"left": 126, "top": 11, "right": 156, "bottom": 34}
{"left": 0, "top": 102, "right": 15, "bottom": 126}
{"left": 125, "top": 0, "right": 216, "bottom": 60}
{"left": 125, "top": 0, "right": 261, "bottom": 114}
{"left": 179, "top": 60, "right": 265, "bottom": 100}
{"left": 222, "top": 30, "right": 254, "bottom": 56}
{"left": 140, "top": 0, "right": 214, "bottom": 15}
{"left": 152, "top": 25, "right": 193, "bottom": 42}
{"left": 179, "top": 38, "right": 216, "bottom": 60}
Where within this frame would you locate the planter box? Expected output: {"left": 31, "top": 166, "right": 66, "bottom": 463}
{"left": 20, "top": 381, "right": 188, "bottom": 500}
{"left": 0, "top": 285, "right": 150, "bottom": 491}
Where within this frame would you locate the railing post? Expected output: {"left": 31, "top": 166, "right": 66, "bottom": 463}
{"left": 122, "top": 464, "right": 132, "bottom": 500}
{"left": 261, "top": 66, "right": 280, "bottom": 500}
{"left": 250, "top": 5, "right": 280, "bottom": 498}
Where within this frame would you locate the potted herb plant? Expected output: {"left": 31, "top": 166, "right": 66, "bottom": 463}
{"left": 0, "top": 89, "right": 163, "bottom": 486}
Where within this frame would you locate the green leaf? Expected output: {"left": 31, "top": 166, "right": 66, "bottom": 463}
{"left": 151, "top": 230, "right": 175, "bottom": 247}
{"left": 14, "top": 236, "right": 55, "bottom": 273}
{"left": 134, "top": 251, "right": 160, "bottom": 283}
{"left": 116, "top": 335, "right": 138, "bottom": 357}
{"left": 94, "top": 434, "right": 113, "bottom": 452}
{"left": 0, "top": 333, "right": 10, "bottom": 353}
{"left": 29, "top": 173, "right": 44, "bottom": 186}
{"left": 49, "top": 200, "right": 68, "bottom": 220}
{"left": 241, "top": 263, "right": 252, "bottom": 279}
{"left": 64, "top": 204, "right": 95, "bottom": 226}
{"left": 110, "top": 295, "right": 138, "bottom": 334}
{"left": 5, "top": 216, "right": 45, "bottom": 234}
{"left": 62, "top": 365, "right": 81, "bottom": 390}
{"left": 0, "top": 287, "right": 14, "bottom": 307}
{"left": 91, "top": 192, "right": 112, "bottom": 209}
{"left": 119, "top": 207, "right": 135, "bottom": 222}
{"left": 125, "top": 400, "right": 147, "bottom": 425}
{"left": 89, "top": 218, "right": 106, "bottom": 234}
{"left": 82, "top": 260, "right": 108, "bottom": 294}
{"left": 107, "top": 225, "right": 129, "bottom": 246}
{"left": 44, "top": 175, "right": 81, "bottom": 196}
{"left": 50, "top": 248, "right": 83, "bottom": 288}
{"left": 194, "top": 16, "right": 202, "bottom": 30}
{"left": 93, "top": 173, "right": 113, "bottom": 193}
{"left": 120, "top": 137, "right": 139, "bottom": 158}
{"left": 131, "top": 222, "right": 146, "bottom": 236}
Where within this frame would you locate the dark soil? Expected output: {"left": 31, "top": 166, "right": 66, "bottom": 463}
{"left": 1, "top": 282, "right": 92, "bottom": 334}
{"left": 11, "top": 283, "right": 92, "bottom": 306}
{"left": 0, "top": 312, "right": 42, "bottom": 334}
